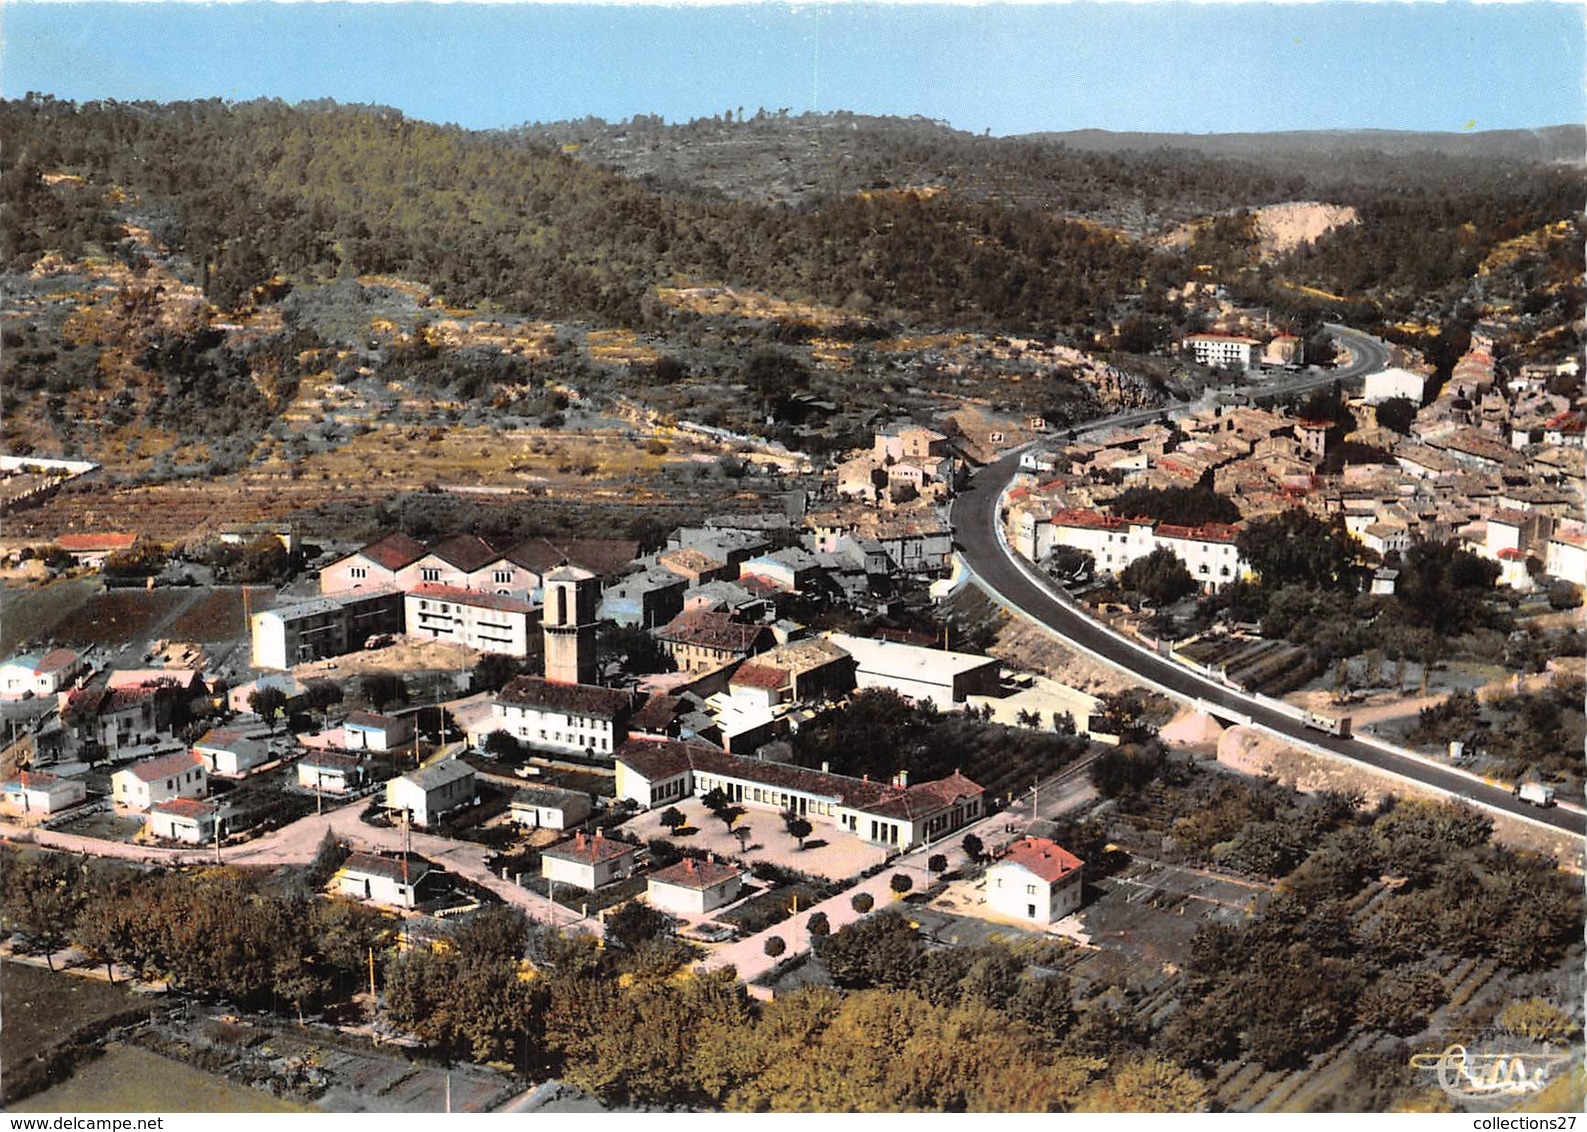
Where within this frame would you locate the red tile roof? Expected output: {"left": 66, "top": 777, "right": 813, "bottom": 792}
{"left": 649, "top": 857, "right": 741, "bottom": 889}
{"left": 629, "top": 694, "right": 684, "bottom": 736}
{"left": 356, "top": 532, "right": 427, "bottom": 571}
{"left": 999, "top": 837, "right": 1084, "bottom": 884}
{"left": 504, "top": 536, "right": 640, "bottom": 578}
{"left": 657, "top": 609, "right": 774, "bottom": 654}
{"left": 35, "top": 648, "right": 81, "bottom": 674}
{"left": 150, "top": 797, "right": 216, "bottom": 820}
{"left": 55, "top": 532, "right": 137, "bottom": 553}
{"left": 498, "top": 676, "right": 635, "bottom": 720}
{"left": 407, "top": 583, "right": 535, "bottom": 614}
{"left": 119, "top": 751, "right": 204, "bottom": 783}
{"left": 424, "top": 533, "right": 511, "bottom": 574}
{"left": 543, "top": 830, "right": 638, "bottom": 866}
{"left": 730, "top": 664, "right": 788, "bottom": 690}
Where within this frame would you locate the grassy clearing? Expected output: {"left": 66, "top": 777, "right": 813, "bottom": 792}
{"left": 52, "top": 589, "right": 190, "bottom": 647}
{"left": 0, "top": 961, "right": 145, "bottom": 1071}
{"left": 0, "top": 577, "right": 99, "bottom": 654}
{"left": 13, "top": 1042, "right": 311, "bottom": 1113}
{"left": 165, "top": 586, "right": 272, "bottom": 643}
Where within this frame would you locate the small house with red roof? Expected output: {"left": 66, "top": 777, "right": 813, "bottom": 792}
{"left": 53, "top": 532, "right": 138, "bottom": 568}
{"left": 986, "top": 836, "right": 1085, "bottom": 924}
{"left": 1, "top": 770, "right": 87, "bottom": 815}
{"left": 146, "top": 797, "right": 219, "bottom": 844}
{"left": 646, "top": 857, "right": 743, "bottom": 917}
{"left": 112, "top": 750, "right": 208, "bottom": 811}
{"left": 0, "top": 648, "right": 86, "bottom": 700}
{"left": 541, "top": 829, "right": 639, "bottom": 891}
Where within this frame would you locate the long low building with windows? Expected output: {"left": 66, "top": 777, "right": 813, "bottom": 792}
{"left": 614, "top": 738, "right": 984, "bottom": 852}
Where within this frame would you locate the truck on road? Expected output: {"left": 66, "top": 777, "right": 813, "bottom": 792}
{"left": 1302, "top": 711, "right": 1352, "bottom": 739}
{"left": 1514, "top": 782, "right": 1556, "bottom": 807}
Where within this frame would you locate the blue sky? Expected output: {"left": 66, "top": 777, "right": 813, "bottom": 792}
{"left": 5, "top": 2, "right": 1582, "bottom": 135}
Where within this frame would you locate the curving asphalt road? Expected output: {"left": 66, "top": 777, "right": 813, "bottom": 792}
{"left": 950, "top": 332, "right": 1585, "bottom": 837}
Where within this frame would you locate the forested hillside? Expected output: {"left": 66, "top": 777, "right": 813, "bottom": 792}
{"left": 5, "top": 97, "right": 1578, "bottom": 338}
{"left": 2, "top": 97, "right": 1159, "bottom": 338}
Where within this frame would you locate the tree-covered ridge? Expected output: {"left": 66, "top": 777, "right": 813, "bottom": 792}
{"left": 5, "top": 97, "right": 1578, "bottom": 340}
{"left": 1, "top": 96, "right": 1155, "bottom": 338}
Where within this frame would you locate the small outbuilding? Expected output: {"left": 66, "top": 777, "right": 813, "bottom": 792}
{"left": 646, "top": 857, "right": 743, "bottom": 917}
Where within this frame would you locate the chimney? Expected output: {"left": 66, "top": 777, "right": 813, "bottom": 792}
{"left": 821, "top": 761, "right": 829, "bottom": 774}
{"left": 685, "top": 857, "right": 696, "bottom": 874}
{"left": 575, "top": 831, "right": 586, "bottom": 850}
{"left": 894, "top": 769, "right": 908, "bottom": 788}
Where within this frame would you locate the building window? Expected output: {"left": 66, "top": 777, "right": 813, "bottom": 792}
{"left": 350, "top": 566, "right": 368, "bottom": 579}
{"left": 421, "top": 568, "right": 441, "bottom": 582}
{"left": 494, "top": 570, "right": 513, "bottom": 584}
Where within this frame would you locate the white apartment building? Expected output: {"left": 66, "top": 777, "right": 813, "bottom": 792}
{"left": 1183, "top": 334, "right": 1261, "bottom": 370}
{"left": 404, "top": 584, "right": 536, "bottom": 657}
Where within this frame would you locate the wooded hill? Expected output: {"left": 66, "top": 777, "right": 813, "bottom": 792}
{"left": 4, "top": 97, "right": 1579, "bottom": 338}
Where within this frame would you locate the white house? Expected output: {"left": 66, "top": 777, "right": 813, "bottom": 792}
{"left": 646, "top": 857, "right": 743, "bottom": 917}
{"left": 540, "top": 830, "right": 639, "bottom": 892}
{"left": 192, "top": 728, "right": 272, "bottom": 777}
{"left": 297, "top": 751, "right": 367, "bottom": 794}
{"left": 334, "top": 851, "right": 432, "bottom": 908}
{"left": 0, "top": 648, "right": 85, "bottom": 700}
{"left": 1546, "top": 526, "right": 1587, "bottom": 587}
{"left": 145, "top": 797, "right": 220, "bottom": 845}
{"left": 1, "top": 771, "right": 87, "bottom": 816}
{"left": 344, "top": 711, "right": 416, "bottom": 753}
{"left": 1361, "top": 367, "right": 1426, "bottom": 405}
{"left": 985, "top": 837, "right": 1085, "bottom": 925}
{"left": 509, "top": 785, "right": 593, "bottom": 831}
{"left": 111, "top": 751, "right": 208, "bottom": 811}
{"left": 385, "top": 759, "right": 476, "bottom": 828}
{"left": 1034, "top": 509, "right": 1248, "bottom": 588}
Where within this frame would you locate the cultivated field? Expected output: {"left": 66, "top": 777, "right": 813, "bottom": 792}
{"left": 12, "top": 1043, "right": 309, "bottom": 1113}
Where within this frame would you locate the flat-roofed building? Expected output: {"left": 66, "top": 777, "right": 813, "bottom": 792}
{"left": 824, "top": 632, "right": 1001, "bottom": 709}
{"left": 404, "top": 584, "right": 537, "bottom": 657}
{"left": 1184, "top": 333, "right": 1261, "bottom": 370}
{"left": 250, "top": 588, "right": 404, "bottom": 670}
